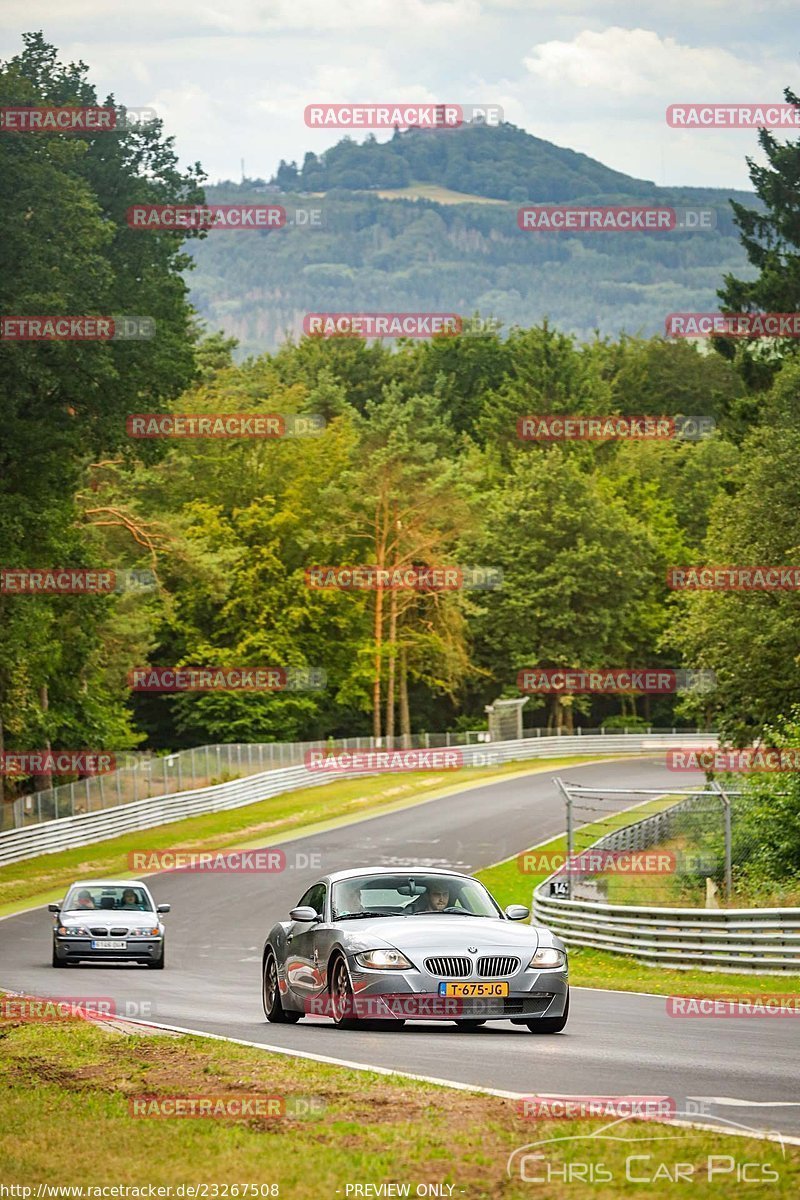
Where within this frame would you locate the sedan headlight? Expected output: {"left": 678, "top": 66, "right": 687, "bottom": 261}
{"left": 57, "top": 925, "right": 90, "bottom": 937}
{"left": 527, "top": 947, "right": 566, "bottom": 969}
{"left": 128, "top": 927, "right": 161, "bottom": 937}
{"left": 355, "top": 949, "right": 414, "bottom": 970}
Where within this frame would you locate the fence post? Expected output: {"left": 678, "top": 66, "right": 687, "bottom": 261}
{"left": 554, "top": 777, "right": 573, "bottom": 900}
{"left": 713, "top": 781, "right": 733, "bottom": 901}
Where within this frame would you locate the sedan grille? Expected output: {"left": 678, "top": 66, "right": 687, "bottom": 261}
{"left": 110, "top": 928, "right": 128, "bottom": 936}
{"left": 89, "top": 927, "right": 108, "bottom": 936}
{"left": 425, "top": 956, "right": 472, "bottom": 977}
{"left": 477, "top": 955, "right": 520, "bottom": 977}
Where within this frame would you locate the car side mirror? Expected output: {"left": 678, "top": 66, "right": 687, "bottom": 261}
{"left": 505, "top": 904, "right": 530, "bottom": 921}
{"left": 48, "top": 902, "right": 62, "bottom": 913}
{"left": 157, "top": 903, "right": 171, "bottom": 913}
{"left": 289, "top": 906, "right": 319, "bottom": 922}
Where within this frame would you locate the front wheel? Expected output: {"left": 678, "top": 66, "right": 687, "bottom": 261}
{"left": 147, "top": 945, "right": 165, "bottom": 970}
{"left": 263, "top": 952, "right": 301, "bottom": 1023}
{"left": 526, "top": 991, "right": 569, "bottom": 1034}
{"left": 52, "top": 944, "right": 67, "bottom": 967}
{"left": 329, "top": 956, "right": 359, "bottom": 1029}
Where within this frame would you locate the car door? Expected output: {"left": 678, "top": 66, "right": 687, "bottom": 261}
{"left": 285, "top": 882, "right": 327, "bottom": 1005}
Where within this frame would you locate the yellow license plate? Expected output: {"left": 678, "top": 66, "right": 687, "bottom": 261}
{"left": 438, "top": 981, "right": 509, "bottom": 997}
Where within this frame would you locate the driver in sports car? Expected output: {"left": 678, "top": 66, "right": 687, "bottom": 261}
{"left": 407, "top": 881, "right": 451, "bottom": 913}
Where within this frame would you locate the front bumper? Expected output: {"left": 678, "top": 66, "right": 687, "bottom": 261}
{"left": 343, "top": 959, "right": 569, "bottom": 1021}
{"left": 53, "top": 937, "right": 163, "bottom": 964}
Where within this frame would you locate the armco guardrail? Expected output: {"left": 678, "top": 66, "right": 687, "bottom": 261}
{"left": 533, "top": 776, "right": 800, "bottom": 972}
{"left": 531, "top": 778, "right": 800, "bottom": 973}
{"left": 532, "top": 889, "right": 800, "bottom": 972}
{"left": 0, "top": 732, "right": 712, "bottom": 867}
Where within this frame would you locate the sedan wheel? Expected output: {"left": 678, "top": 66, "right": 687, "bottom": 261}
{"left": 526, "top": 991, "right": 569, "bottom": 1034}
{"left": 329, "top": 956, "right": 359, "bottom": 1029}
{"left": 263, "top": 952, "right": 301, "bottom": 1023}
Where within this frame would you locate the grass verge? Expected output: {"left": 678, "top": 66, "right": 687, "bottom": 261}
{"left": 0, "top": 755, "right": 620, "bottom": 918}
{"left": 0, "top": 1009, "right": 796, "bottom": 1195}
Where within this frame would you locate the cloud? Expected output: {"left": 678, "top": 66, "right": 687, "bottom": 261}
{"left": 523, "top": 27, "right": 768, "bottom": 100}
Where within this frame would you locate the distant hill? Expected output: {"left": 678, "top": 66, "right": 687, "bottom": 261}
{"left": 187, "top": 122, "right": 756, "bottom": 355}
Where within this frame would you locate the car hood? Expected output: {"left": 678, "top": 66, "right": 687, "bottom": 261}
{"left": 58, "top": 909, "right": 158, "bottom": 928}
{"left": 337, "top": 914, "right": 540, "bottom": 952}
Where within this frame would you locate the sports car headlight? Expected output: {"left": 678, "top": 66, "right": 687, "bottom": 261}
{"left": 128, "top": 927, "right": 161, "bottom": 937}
{"left": 354, "top": 949, "right": 413, "bottom": 970}
{"left": 527, "top": 947, "right": 566, "bottom": 969}
{"left": 57, "top": 925, "right": 90, "bottom": 937}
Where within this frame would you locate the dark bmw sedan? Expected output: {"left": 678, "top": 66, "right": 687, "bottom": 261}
{"left": 50, "top": 879, "right": 170, "bottom": 968}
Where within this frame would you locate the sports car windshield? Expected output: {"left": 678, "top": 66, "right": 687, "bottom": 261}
{"left": 331, "top": 874, "right": 501, "bottom": 920}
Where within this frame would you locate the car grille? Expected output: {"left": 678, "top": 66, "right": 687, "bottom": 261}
{"left": 425, "top": 956, "right": 472, "bottom": 977}
{"left": 477, "top": 955, "right": 520, "bottom": 977}
{"left": 89, "top": 926, "right": 108, "bottom": 936}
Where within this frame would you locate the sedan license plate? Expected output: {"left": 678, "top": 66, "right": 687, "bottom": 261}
{"left": 91, "top": 939, "right": 127, "bottom": 950}
{"left": 438, "top": 981, "right": 509, "bottom": 997}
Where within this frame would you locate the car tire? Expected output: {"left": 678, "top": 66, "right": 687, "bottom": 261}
{"left": 526, "top": 991, "right": 569, "bottom": 1034}
{"left": 148, "top": 945, "right": 165, "bottom": 970}
{"left": 52, "top": 945, "right": 67, "bottom": 967}
{"left": 328, "top": 955, "right": 359, "bottom": 1029}
{"left": 262, "top": 952, "right": 301, "bottom": 1023}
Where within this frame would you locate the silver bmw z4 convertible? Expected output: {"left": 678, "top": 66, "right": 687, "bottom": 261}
{"left": 262, "top": 867, "right": 569, "bottom": 1032}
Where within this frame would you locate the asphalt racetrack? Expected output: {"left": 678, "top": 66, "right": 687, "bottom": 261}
{"left": 2, "top": 758, "right": 798, "bottom": 1139}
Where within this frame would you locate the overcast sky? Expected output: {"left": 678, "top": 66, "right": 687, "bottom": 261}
{"left": 1, "top": 1, "right": 797, "bottom": 189}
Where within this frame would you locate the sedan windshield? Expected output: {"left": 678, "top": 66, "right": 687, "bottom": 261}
{"left": 63, "top": 885, "right": 153, "bottom": 913}
{"left": 331, "top": 874, "right": 501, "bottom": 919}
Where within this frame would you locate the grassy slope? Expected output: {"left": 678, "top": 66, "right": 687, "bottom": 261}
{"left": 1, "top": 1015, "right": 795, "bottom": 1195}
